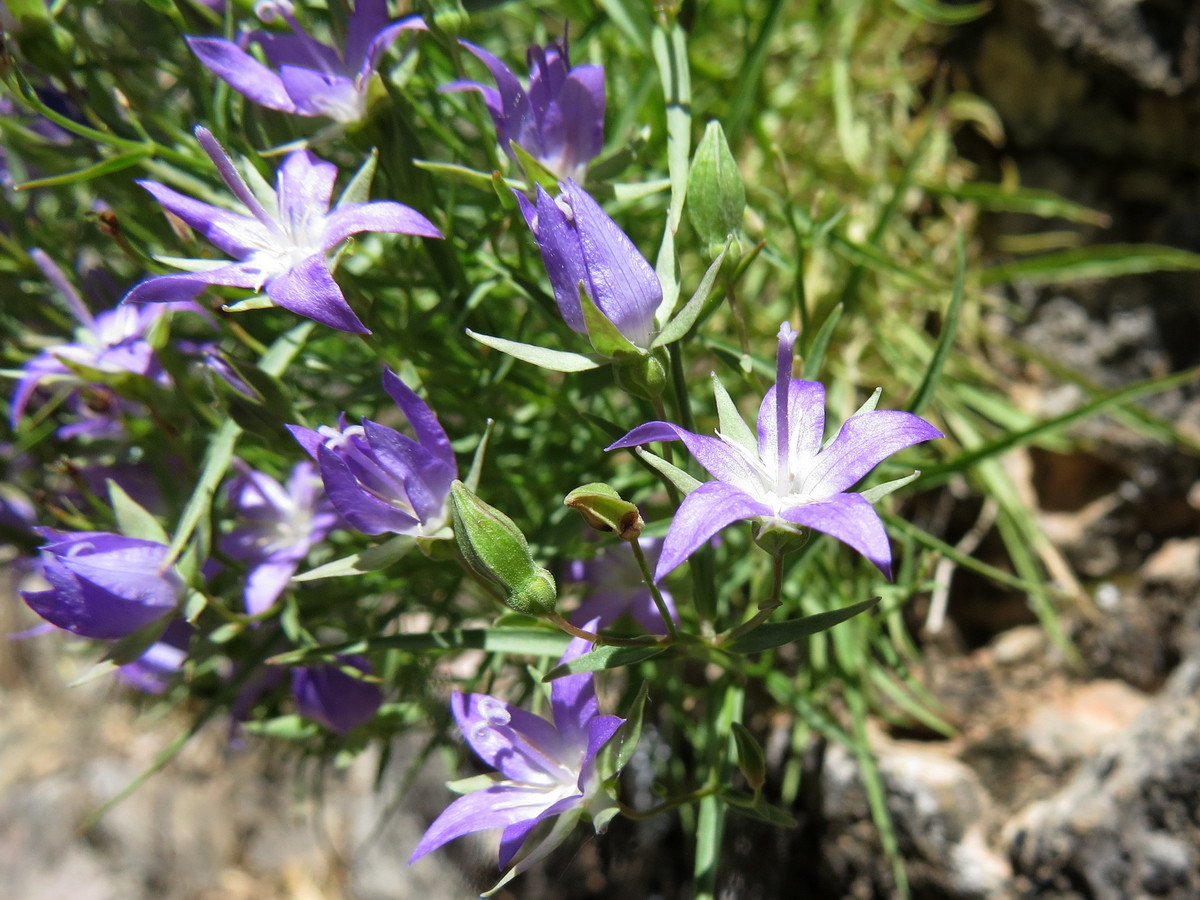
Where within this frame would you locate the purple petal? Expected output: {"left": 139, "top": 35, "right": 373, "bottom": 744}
{"left": 496, "top": 795, "right": 580, "bottom": 870}
{"left": 408, "top": 785, "right": 568, "bottom": 864}
{"left": 440, "top": 79, "right": 503, "bottom": 120}
{"left": 781, "top": 492, "right": 894, "bottom": 578}
{"left": 564, "top": 180, "right": 661, "bottom": 347}
{"left": 530, "top": 184, "right": 588, "bottom": 333}
{"left": 362, "top": 419, "right": 453, "bottom": 525}
{"left": 756, "top": 378, "right": 826, "bottom": 473}
{"left": 549, "top": 626, "right": 600, "bottom": 745}
{"left": 579, "top": 714, "right": 624, "bottom": 785}
{"left": 555, "top": 67, "right": 606, "bottom": 173}
{"left": 291, "top": 658, "right": 382, "bottom": 734}
{"left": 287, "top": 424, "right": 325, "bottom": 460}
{"left": 316, "top": 444, "right": 420, "bottom": 535}
{"left": 264, "top": 253, "right": 369, "bottom": 333}
{"left": 657, "top": 481, "right": 770, "bottom": 580}
{"left": 250, "top": 30, "right": 343, "bottom": 73}
{"left": 607, "top": 422, "right": 762, "bottom": 490}
{"left": 186, "top": 36, "right": 296, "bottom": 112}
{"left": 137, "top": 180, "right": 267, "bottom": 258}
{"left": 10, "top": 354, "right": 69, "bottom": 426}
{"left": 451, "top": 692, "right": 569, "bottom": 784}
{"left": 321, "top": 200, "right": 442, "bottom": 249}
{"left": 243, "top": 560, "right": 297, "bottom": 615}
{"left": 356, "top": 15, "right": 427, "bottom": 80}
{"left": 278, "top": 65, "right": 361, "bottom": 121}
{"left": 803, "top": 410, "right": 944, "bottom": 497}
{"left": 122, "top": 263, "right": 261, "bottom": 304}
{"left": 459, "top": 41, "right": 532, "bottom": 149}
{"left": 344, "top": 0, "right": 390, "bottom": 69}
{"left": 276, "top": 150, "right": 337, "bottom": 232}
{"left": 381, "top": 368, "right": 456, "bottom": 472}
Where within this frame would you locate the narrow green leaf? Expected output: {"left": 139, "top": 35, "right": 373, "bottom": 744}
{"left": 801, "top": 303, "right": 843, "bottom": 380}
{"left": 413, "top": 159, "right": 511, "bottom": 192}
{"left": 464, "top": 418, "right": 495, "bottom": 493}
{"left": 267, "top": 628, "right": 571, "bottom": 666}
{"left": 240, "top": 714, "right": 320, "bottom": 740}
{"left": 16, "top": 148, "right": 150, "bottom": 190}
{"left": 908, "top": 233, "right": 966, "bottom": 415}
{"left": 542, "top": 644, "right": 667, "bottom": 681}
{"left": 893, "top": 0, "right": 989, "bottom": 24}
{"left": 292, "top": 535, "right": 415, "bottom": 581}
{"left": 466, "top": 329, "right": 602, "bottom": 372}
{"left": 107, "top": 479, "right": 168, "bottom": 544}
{"left": 981, "top": 243, "right": 1200, "bottom": 286}
{"left": 510, "top": 141, "right": 560, "bottom": 193}
{"left": 721, "top": 791, "right": 798, "bottom": 828}
{"left": 726, "top": 597, "right": 879, "bottom": 654}
{"left": 653, "top": 244, "right": 729, "bottom": 347}
{"left": 921, "top": 180, "right": 1109, "bottom": 226}
{"left": 731, "top": 722, "right": 766, "bottom": 791}
{"left": 598, "top": 680, "right": 650, "bottom": 782}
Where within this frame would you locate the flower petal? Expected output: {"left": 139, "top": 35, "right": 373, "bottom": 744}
{"left": 316, "top": 443, "right": 420, "bottom": 535}
{"left": 264, "top": 253, "right": 369, "bottom": 333}
{"left": 497, "top": 795, "right": 580, "bottom": 870}
{"left": 321, "top": 201, "right": 442, "bottom": 249}
{"left": 530, "top": 184, "right": 588, "bottom": 333}
{"left": 408, "top": 785, "right": 568, "bottom": 864}
{"left": 276, "top": 150, "right": 337, "bottom": 233}
{"left": 657, "top": 481, "right": 770, "bottom": 580}
{"left": 607, "top": 421, "right": 763, "bottom": 490}
{"left": 564, "top": 180, "right": 661, "bottom": 348}
{"left": 186, "top": 37, "right": 296, "bottom": 112}
{"left": 549, "top": 626, "right": 600, "bottom": 745}
{"left": 579, "top": 714, "right": 624, "bottom": 785}
{"left": 756, "top": 378, "right": 825, "bottom": 471}
{"left": 451, "top": 692, "right": 570, "bottom": 784}
{"left": 278, "top": 65, "right": 361, "bottom": 121}
{"left": 244, "top": 559, "right": 297, "bottom": 615}
{"left": 123, "top": 263, "right": 260, "bottom": 304}
{"left": 362, "top": 419, "right": 453, "bottom": 525}
{"left": 356, "top": 15, "right": 427, "bottom": 81}
{"left": 137, "top": 180, "right": 268, "bottom": 258}
{"left": 556, "top": 66, "right": 606, "bottom": 174}
{"left": 803, "top": 410, "right": 944, "bottom": 496}
{"left": 381, "top": 368, "right": 457, "bottom": 472}
{"left": 249, "top": 30, "right": 343, "bottom": 73}
{"left": 781, "top": 492, "right": 893, "bottom": 578}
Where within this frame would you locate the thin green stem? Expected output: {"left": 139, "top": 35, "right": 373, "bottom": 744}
{"left": 720, "top": 551, "right": 785, "bottom": 644}
{"left": 630, "top": 537, "right": 680, "bottom": 641}
{"left": 618, "top": 784, "right": 720, "bottom": 820}
{"left": 546, "top": 613, "right": 661, "bottom": 648}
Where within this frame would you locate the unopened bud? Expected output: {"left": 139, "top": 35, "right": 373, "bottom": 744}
{"left": 564, "top": 483, "right": 644, "bottom": 541}
{"left": 450, "top": 481, "right": 557, "bottom": 616}
{"left": 686, "top": 121, "right": 746, "bottom": 249}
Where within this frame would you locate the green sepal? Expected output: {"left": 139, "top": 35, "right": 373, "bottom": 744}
{"left": 292, "top": 534, "right": 415, "bottom": 581}
{"left": 597, "top": 680, "right": 650, "bottom": 784}
{"left": 652, "top": 242, "right": 729, "bottom": 348}
{"left": 720, "top": 790, "right": 798, "bottom": 828}
{"left": 510, "top": 140, "right": 561, "bottom": 193}
{"left": 337, "top": 148, "right": 379, "bottom": 207}
{"left": 102, "top": 615, "right": 172, "bottom": 667}
{"left": 466, "top": 329, "right": 602, "bottom": 372}
{"left": 579, "top": 281, "right": 644, "bottom": 358}
{"left": 107, "top": 478, "right": 168, "bottom": 544}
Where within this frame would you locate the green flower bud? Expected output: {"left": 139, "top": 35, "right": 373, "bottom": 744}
{"left": 731, "top": 722, "right": 767, "bottom": 793}
{"left": 752, "top": 518, "right": 809, "bottom": 558}
{"left": 686, "top": 121, "right": 746, "bottom": 248}
{"left": 564, "top": 483, "right": 645, "bottom": 541}
{"left": 449, "top": 481, "right": 557, "bottom": 617}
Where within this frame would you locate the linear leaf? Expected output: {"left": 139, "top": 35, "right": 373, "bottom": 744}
{"left": 542, "top": 644, "right": 667, "bottom": 681}
{"left": 726, "top": 597, "right": 880, "bottom": 654}
{"left": 466, "top": 329, "right": 602, "bottom": 372}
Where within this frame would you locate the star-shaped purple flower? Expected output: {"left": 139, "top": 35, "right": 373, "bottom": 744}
{"left": 124, "top": 127, "right": 441, "bottom": 333}
{"left": 187, "top": 0, "right": 425, "bottom": 124}
{"left": 445, "top": 36, "right": 605, "bottom": 183}
{"left": 287, "top": 368, "right": 457, "bottom": 537}
{"left": 219, "top": 460, "right": 339, "bottom": 615}
{"left": 409, "top": 627, "right": 624, "bottom": 875}
{"left": 608, "top": 323, "right": 944, "bottom": 580}
{"left": 567, "top": 538, "right": 678, "bottom": 634}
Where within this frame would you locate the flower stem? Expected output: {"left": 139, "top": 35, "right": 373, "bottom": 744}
{"left": 630, "top": 536, "right": 680, "bottom": 641}
{"left": 618, "top": 784, "right": 720, "bottom": 820}
{"left": 546, "top": 613, "right": 661, "bottom": 647}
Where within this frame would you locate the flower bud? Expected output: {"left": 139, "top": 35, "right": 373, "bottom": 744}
{"left": 686, "top": 121, "right": 746, "bottom": 248}
{"left": 450, "top": 481, "right": 557, "bottom": 617}
{"left": 564, "top": 483, "right": 644, "bottom": 541}
{"left": 613, "top": 352, "right": 667, "bottom": 400}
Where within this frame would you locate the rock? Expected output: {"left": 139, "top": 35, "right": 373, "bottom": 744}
{"left": 1020, "top": 680, "right": 1148, "bottom": 768}
{"left": 820, "top": 738, "right": 1012, "bottom": 899}
{"left": 1006, "top": 655, "right": 1200, "bottom": 899}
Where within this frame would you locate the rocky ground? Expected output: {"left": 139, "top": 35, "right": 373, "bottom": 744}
{"left": 3, "top": 2, "right": 1200, "bottom": 898}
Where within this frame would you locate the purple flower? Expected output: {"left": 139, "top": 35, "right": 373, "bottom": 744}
{"left": 11, "top": 250, "right": 175, "bottom": 433}
{"left": 117, "top": 620, "right": 193, "bottom": 693}
{"left": 291, "top": 655, "right": 382, "bottom": 734}
{"left": 219, "top": 460, "right": 338, "bottom": 615}
{"left": 516, "top": 180, "right": 662, "bottom": 349}
{"left": 409, "top": 628, "right": 623, "bottom": 875}
{"left": 287, "top": 368, "right": 456, "bottom": 536}
{"left": 123, "top": 127, "right": 442, "bottom": 334}
{"left": 20, "top": 529, "right": 185, "bottom": 639}
{"left": 567, "top": 538, "right": 678, "bottom": 634}
{"left": 186, "top": 0, "right": 425, "bottom": 125}
{"left": 445, "top": 37, "right": 605, "bottom": 183}
{"left": 607, "top": 323, "right": 944, "bottom": 580}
